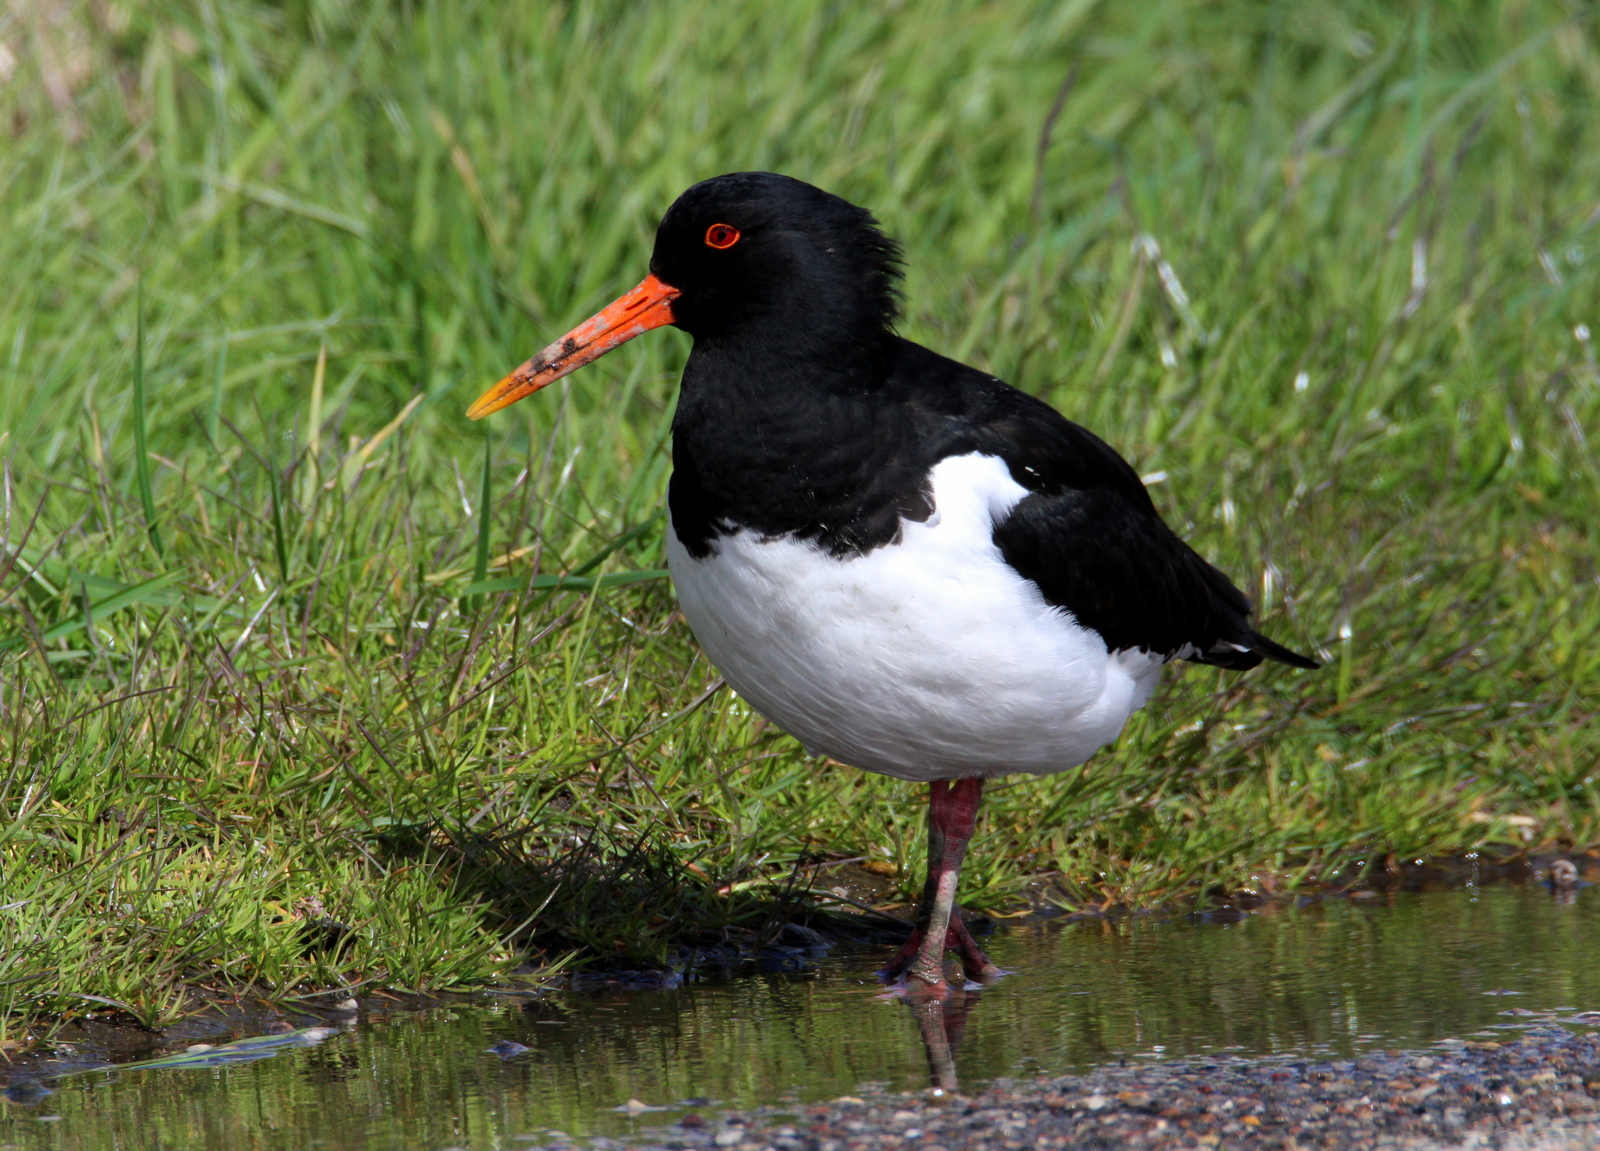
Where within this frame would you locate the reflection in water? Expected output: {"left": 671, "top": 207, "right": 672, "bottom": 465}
{"left": 0, "top": 885, "right": 1596, "bottom": 1150}
{"left": 901, "top": 985, "right": 981, "bottom": 1092}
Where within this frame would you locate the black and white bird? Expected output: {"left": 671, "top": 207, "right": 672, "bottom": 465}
{"left": 468, "top": 172, "right": 1317, "bottom": 993}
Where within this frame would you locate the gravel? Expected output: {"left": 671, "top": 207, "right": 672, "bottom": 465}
{"left": 611, "top": 1026, "right": 1600, "bottom": 1151}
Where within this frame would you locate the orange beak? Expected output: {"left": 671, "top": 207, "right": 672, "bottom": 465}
{"left": 467, "top": 273, "right": 681, "bottom": 419}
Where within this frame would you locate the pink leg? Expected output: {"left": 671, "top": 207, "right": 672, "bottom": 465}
{"left": 878, "top": 778, "right": 998, "bottom": 990}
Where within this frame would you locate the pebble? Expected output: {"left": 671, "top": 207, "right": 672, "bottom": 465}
{"left": 618, "top": 1027, "right": 1600, "bottom": 1151}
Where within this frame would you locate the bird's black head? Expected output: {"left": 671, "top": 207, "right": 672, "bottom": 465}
{"left": 650, "top": 172, "right": 903, "bottom": 347}
{"left": 467, "top": 172, "right": 902, "bottom": 419}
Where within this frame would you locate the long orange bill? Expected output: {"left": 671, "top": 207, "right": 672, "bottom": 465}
{"left": 467, "top": 273, "right": 681, "bottom": 420}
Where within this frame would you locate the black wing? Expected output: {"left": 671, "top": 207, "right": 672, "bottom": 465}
{"left": 900, "top": 342, "right": 1317, "bottom": 671}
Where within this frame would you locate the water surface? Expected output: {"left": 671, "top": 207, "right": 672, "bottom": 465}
{"left": 1, "top": 884, "right": 1596, "bottom": 1149}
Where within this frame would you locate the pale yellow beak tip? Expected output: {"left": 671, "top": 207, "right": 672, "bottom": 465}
{"left": 465, "top": 375, "right": 527, "bottom": 420}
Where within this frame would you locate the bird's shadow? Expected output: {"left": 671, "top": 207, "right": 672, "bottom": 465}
{"left": 395, "top": 819, "right": 913, "bottom": 977}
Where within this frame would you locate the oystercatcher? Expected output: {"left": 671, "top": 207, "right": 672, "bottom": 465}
{"left": 468, "top": 172, "right": 1318, "bottom": 992}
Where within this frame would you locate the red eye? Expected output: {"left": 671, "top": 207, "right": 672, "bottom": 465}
{"left": 704, "top": 223, "right": 741, "bottom": 249}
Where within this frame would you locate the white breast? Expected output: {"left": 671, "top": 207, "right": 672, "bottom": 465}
{"left": 666, "top": 453, "right": 1163, "bottom": 782}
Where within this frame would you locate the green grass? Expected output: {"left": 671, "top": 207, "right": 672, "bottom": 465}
{"left": 0, "top": 0, "right": 1596, "bottom": 1030}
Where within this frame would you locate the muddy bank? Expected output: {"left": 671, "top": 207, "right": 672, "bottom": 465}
{"left": 626, "top": 1025, "right": 1600, "bottom": 1151}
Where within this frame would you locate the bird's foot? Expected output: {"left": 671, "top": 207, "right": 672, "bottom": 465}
{"left": 948, "top": 912, "right": 1004, "bottom": 983}
{"left": 877, "top": 916, "right": 1004, "bottom": 991}
{"left": 877, "top": 974, "right": 960, "bottom": 1001}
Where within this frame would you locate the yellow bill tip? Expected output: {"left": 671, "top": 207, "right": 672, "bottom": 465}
{"left": 465, "top": 373, "right": 535, "bottom": 420}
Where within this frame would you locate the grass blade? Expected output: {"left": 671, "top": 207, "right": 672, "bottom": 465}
{"left": 268, "top": 451, "right": 291, "bottom": 586}
{"left": 0, "top": 570, "right": 185, "bottom": 651}
{"left": 131, "top": 276, "right": 163, "bottom": 557}
{"left": 459, "top": 569, "right": 669, "bottom": 598}
{"left": 464, "top": 433, "right": 492, "bottom": 615}
{"left": 208, "top": 335, "right": 228, "bottom": 446}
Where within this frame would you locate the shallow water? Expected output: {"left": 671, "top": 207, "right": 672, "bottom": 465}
{"left": 1, "top": 884, "right": 1597, "bottom": 1149}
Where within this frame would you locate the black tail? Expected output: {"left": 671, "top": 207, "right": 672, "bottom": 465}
{"left": 1185, "top": 562, "right": 1321, "bottom": 672}
{"left": 1250, "top": 631, "right": 1320, "bottom": 670}
{"left": 1187, "top": 629, "right": 1320, "bottom": 672}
